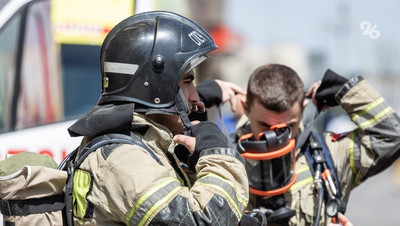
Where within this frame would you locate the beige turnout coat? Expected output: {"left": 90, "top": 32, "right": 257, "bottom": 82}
{"left": 73, "top": 113, "right": 249, "bottom": 225}
{"left": 237, "top": 75, "right": 400, "bottom": 225}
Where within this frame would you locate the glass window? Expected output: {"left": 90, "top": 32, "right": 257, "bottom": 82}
{"left": 0, "top": 0, "right": 102, "bottom": 133}
{"left": 15, "top": 1, "right": 64, "bottom": 130}
{"left": 0, "top": 5, "right": 20, "bottom": 132}
{"left": 61, "top": 44, "right": 101, "bottom": 119}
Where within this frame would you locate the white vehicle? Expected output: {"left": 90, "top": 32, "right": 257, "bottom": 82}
{"left": 0, "top": 0, "right": 192, "bottom": 163}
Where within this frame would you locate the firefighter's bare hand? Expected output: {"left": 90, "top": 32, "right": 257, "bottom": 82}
{"left": 173, "top": 135, "right": 195, "bottom": 154}
{"left": 305, "top": 80, "right": 321, "bottom": 106}
{"left": 305, "top": 80, "right": 329, "bottom": 112}
{"left": 215, "top": 79, "right": 246, "bottom": 112}
{"left": 173, "top": 121, "right": 200, "bottom": 153}
{"left": 328, "top": 213, "right": 353, "bottom": 226}
{"left": 191, "top": 101, "right": 205, "bottom": 114}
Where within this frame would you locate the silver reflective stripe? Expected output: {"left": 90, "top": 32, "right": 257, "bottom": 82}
{"left": 196, "top": 175, "right": 246, "bottom": 216}
{"left": 290, "top": 165, "right": 313, "bottom": 191}
{"left": 351, "top": 97, "right": 394, "bottom": 129}
{"left": 127, "top": 179, "right": 182, "bottom": 226}
{"left": 104, "top": 62, "right": 139, "bottom": 75}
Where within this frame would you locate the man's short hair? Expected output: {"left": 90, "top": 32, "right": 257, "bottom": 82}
{"left": 247, "top": 64, "right": 305, "bottom": 112}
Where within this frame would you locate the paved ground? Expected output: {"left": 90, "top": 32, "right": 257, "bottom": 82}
{"left": 346, "top": 164, "right": 400, "bottom": 226}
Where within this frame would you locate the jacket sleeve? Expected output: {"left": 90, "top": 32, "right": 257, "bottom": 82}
{"left": 152, "top": 148, "right": 249, "bottom": 226}
{"left": 97, "top": 144, "right": 248, "bottom": 226}
{"left": 196, "top": 79, "right": 223, "bottom": 108}
{"left": 332, "top": 75, "right": 400, "bottom": 188}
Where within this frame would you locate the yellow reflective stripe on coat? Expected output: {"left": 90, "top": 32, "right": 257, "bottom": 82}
{"left": 73, "top": 169, "right": 92, "bottom": 219}
{"left": 290, "top": 165, "right": 313, "bottom": 191}
{"left": 351, "top": 97, "right": 384, "bottom": 122}
{"left": 358, "top": 107, "right": 394, "bottom": 129}
{"left": 349, "top": 131, "right": 361, "bottom": 185}
{"left": 125, "top": 178, "right": 182, "bottom": 226}
{"left": 351, "top": 97, "right": 394, "bottom": 129}
{"left": 196, "top": 174, "right": 247, "bottom": 217}
{"left": 138, "top": 186, "right": 183, "bottom": 226}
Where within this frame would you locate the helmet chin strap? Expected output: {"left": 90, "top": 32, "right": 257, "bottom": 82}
{"left": 134, "top": 89, "right": 193, "bottom": 136}
{"left": 175, "top": 89, "right": 193, "bottom": 136}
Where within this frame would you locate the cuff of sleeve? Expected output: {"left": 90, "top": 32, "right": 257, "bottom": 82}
{"left": 335, "top": 75, "right": 364, "bottom": 104}
{"left": 199, "top": 148, "right": 245, "bottom": 165}
{"left": 196, "top": 79, "right": 223, "bottom": 108}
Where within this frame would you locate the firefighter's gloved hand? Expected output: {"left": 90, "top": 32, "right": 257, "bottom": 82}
{"left": 188, "top": 121, "right": 229, "bottom": 172}
{"left": 315, "top": 69, "right": 348, "bottom": 112}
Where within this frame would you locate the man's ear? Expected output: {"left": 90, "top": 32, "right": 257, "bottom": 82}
{"left": 302, "top": 99, "right": 309, "bottom": 111}
{"left": 242, "top": 98, "right": 250, "bottom": 116}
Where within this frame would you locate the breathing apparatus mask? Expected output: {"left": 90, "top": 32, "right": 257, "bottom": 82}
{"left": 238, "top": 123, "right": 297, "bottom": 196}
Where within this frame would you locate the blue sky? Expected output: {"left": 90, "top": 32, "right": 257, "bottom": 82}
{"left": 223, "top": 0, "right": 400, "bottom": 77}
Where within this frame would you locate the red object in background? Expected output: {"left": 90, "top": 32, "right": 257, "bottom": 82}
{"left": 209, "top": 23, "right": 243, "bottom": 54}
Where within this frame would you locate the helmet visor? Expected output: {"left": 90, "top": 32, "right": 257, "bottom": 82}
{"left": 184, "top": 54, "right": 210, "bottom": 74}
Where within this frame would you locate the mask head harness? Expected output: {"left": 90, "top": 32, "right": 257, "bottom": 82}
{"left": 238, "top": 123, "right": 297, "bottom": 196}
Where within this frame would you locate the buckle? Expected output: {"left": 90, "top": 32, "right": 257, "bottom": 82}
{"left": 0, "top": 199, "right": 11, "bottom": 216}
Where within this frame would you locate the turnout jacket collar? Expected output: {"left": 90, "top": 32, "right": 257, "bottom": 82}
{"left": 131, "top": 113, "right": 177, "bottom": 155}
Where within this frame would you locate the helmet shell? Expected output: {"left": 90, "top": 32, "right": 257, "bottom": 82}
{"left": 98, "top": 11, "right": 218, "bottom": 108}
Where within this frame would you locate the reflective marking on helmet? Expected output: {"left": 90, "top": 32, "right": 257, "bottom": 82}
{"left": 104, "top": 62, "right": 139, "bottom": 75}
{"left": 188, "top": 30, "right": 206, "bottom": 46}
{"left": 103, "top": 77, "right": 109, "bottom": 88}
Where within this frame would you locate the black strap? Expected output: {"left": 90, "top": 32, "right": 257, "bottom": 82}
{"left": 62, "top": 132, "right": 163, "bottom": 226}
{"left": 76, "top": 133, "right": 163, "bottom": 167}
{"left": 239, "top": 211, "right": 267, "bottom": 226}
{"left": 0, "top": 195, "right": 64, "bottom": 216}
{"left": 295, "top": 110, "right": 319, "bottom": 150}
{"left": 298, "top": 109, "right": 342, "bottom": 200}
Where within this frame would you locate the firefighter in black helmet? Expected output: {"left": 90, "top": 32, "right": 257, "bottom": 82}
{"left": 67, "top": 11, "right": 249, "bottom": 225}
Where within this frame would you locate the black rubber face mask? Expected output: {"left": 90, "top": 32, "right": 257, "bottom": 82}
{"left": 238, "top": 124, "right": 297, "bottom": 196}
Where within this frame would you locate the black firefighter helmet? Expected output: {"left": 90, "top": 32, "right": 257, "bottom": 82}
{"left": 99, "top": 11, "right": 217, "bottom": 108}
{"left": 68, "top": 11, "right": 217, "bottom": 137}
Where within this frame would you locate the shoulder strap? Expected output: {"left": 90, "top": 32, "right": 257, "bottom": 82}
{"left": 58, "top": 132, "right": 163, "bottom": 170}
{"left": 75, "top": 133, "right": 163, "bottom": 167}
{"left": 61, "top": 132, "right": 162, "bottom": 226}
{"left": 303, "top": 131, "right": 341, "bottom": 200}
{"left": 295, "top": 110, "right": 319, "bottom": 150}
{"left": 297, "top": 109, "right": 341, "bottom": 200}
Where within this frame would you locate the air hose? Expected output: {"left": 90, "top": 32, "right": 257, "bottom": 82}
{"left": 313, "top": 162, "right": 324, "bottom": 226}
{"left": 314, "top": 185, "right": 324, "bottom": 226}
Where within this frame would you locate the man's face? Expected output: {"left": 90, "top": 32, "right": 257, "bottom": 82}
{"left": 148, "top": 69, "right": 200, "bottom": 135}
{"left": 179, "top": 69, "right": 201, "bottom": 115}
{"left": 244, "top": 99, "right": 304, "bottom": 139}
